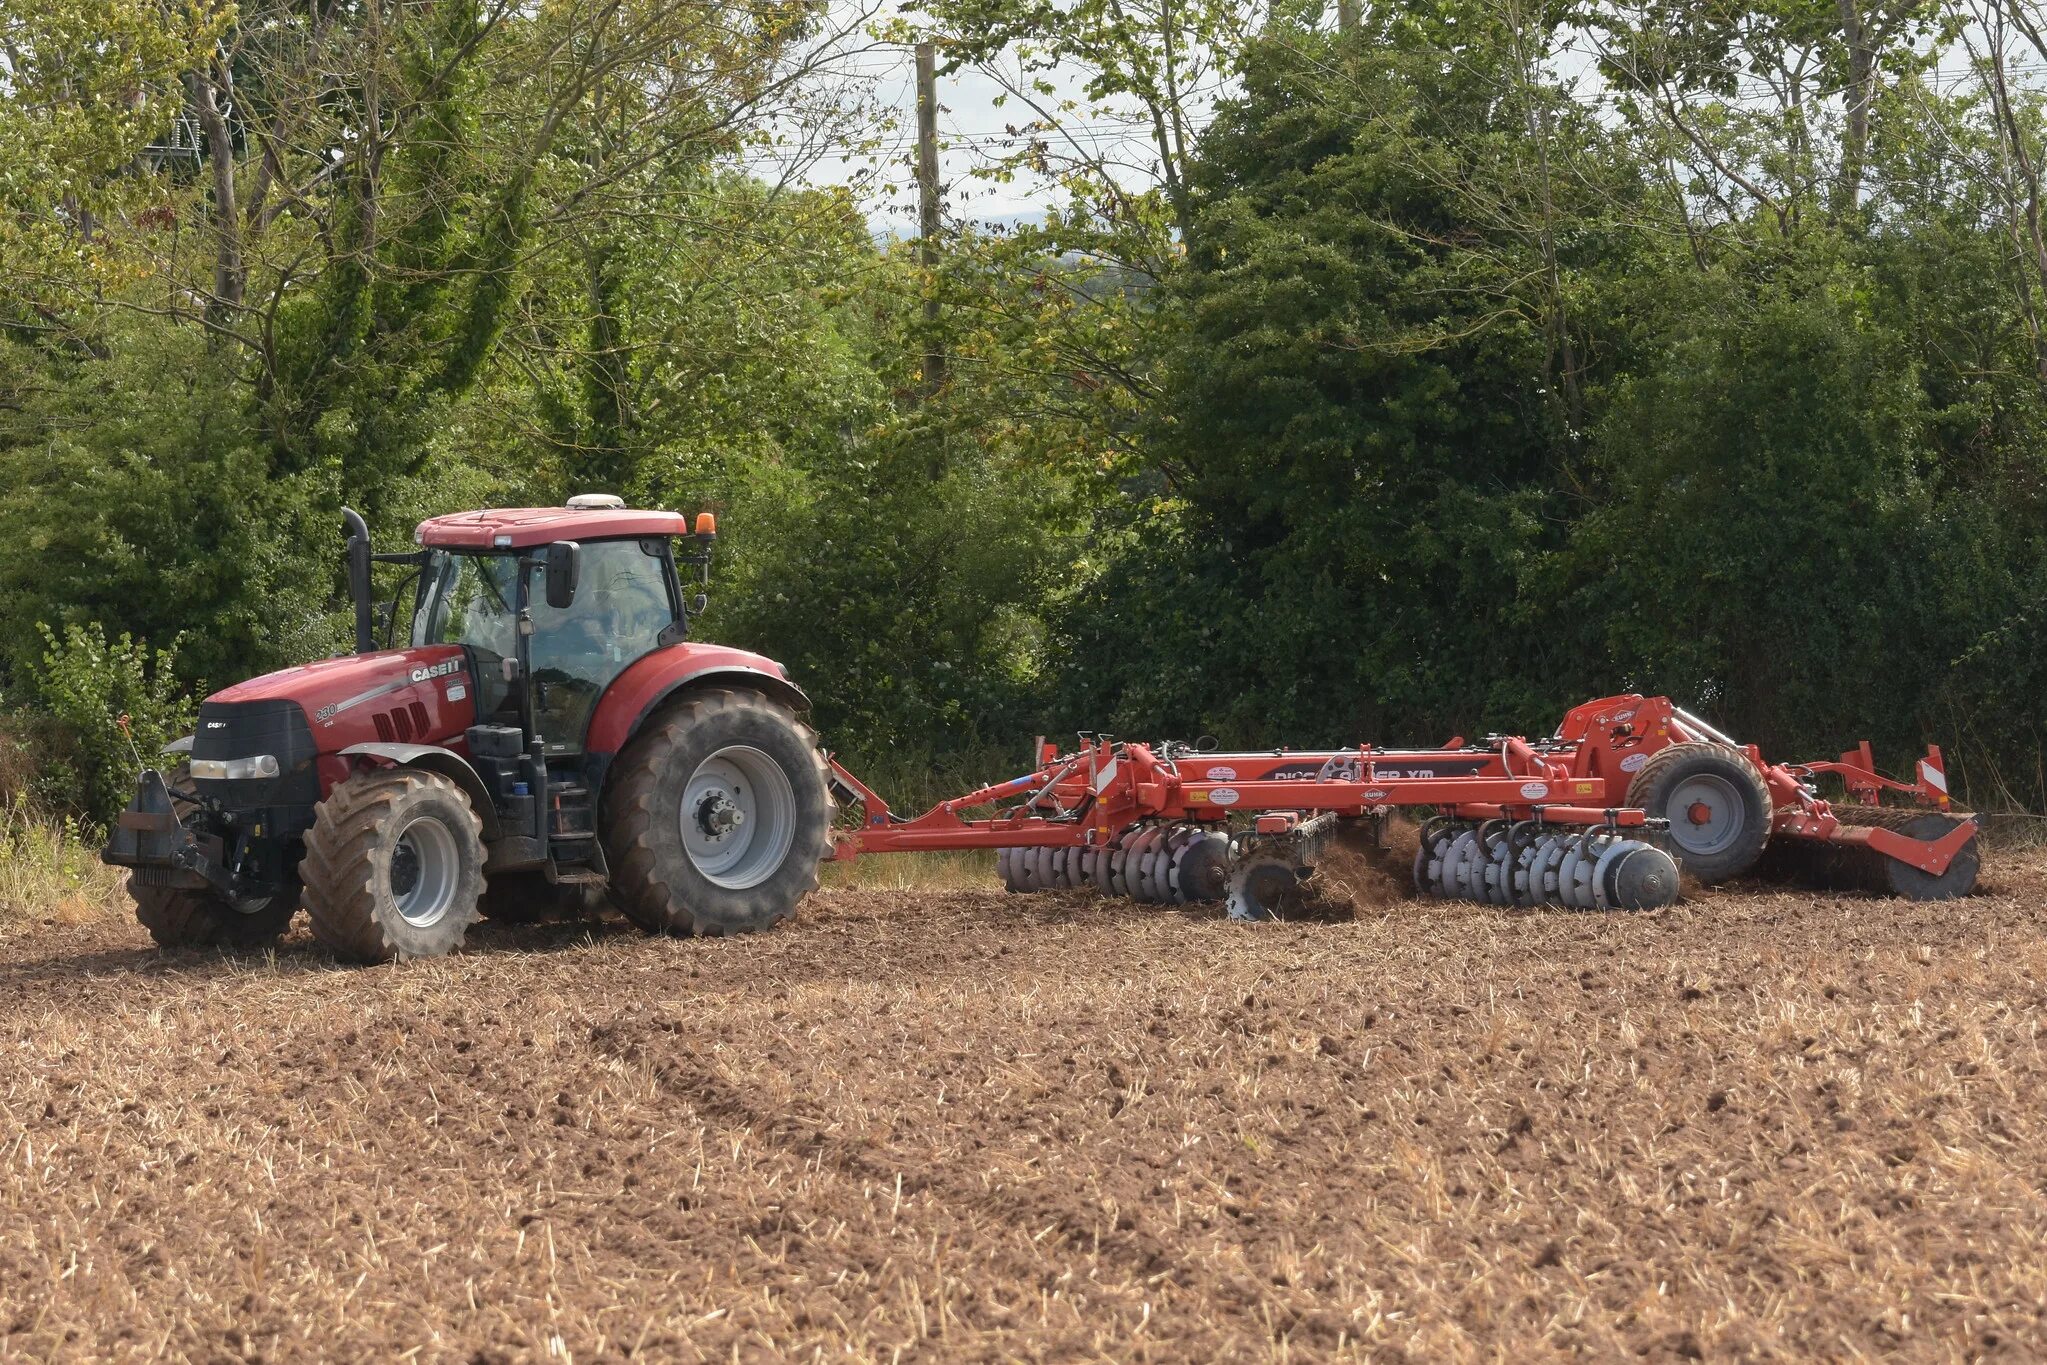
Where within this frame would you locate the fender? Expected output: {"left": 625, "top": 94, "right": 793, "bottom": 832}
{"left": 581, "top": 645, "right": 812, "bottom": 824}
{"left": 337, "top": 742, "right": 502, "bottom": 841}
{"left": 583, "top": 643, "right": 811, "bottom": 759}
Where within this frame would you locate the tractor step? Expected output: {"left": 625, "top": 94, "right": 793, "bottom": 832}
{"left": 545, "top": 781, "right": 595, "bottom": 840}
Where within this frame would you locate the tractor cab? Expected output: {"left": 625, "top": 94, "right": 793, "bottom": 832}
{"left": 365, "top": 498, "right": 727, "bottom": 889}
{"left": 409, "top": 523, "right": 693, "bottom": 752}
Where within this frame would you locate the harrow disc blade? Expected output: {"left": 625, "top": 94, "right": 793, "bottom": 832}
{"left": 1226, "top": 855, "right": 1302, "bottom": 922}
{"left": 1171, "top": 831, "right": 1229, "bottom": 903}
{"left": 1604, "top": 844, "right": 1681, "bottom": 910}
{"left": 1123, "top": 828, "right": 1164, "bottom": 903}
{"left": 1091, "top": 842, "right": 1119, "bottom": 896}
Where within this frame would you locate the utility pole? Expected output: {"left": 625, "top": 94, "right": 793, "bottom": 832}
{"left": 915, "top": 40, "right": 945, "bottom": 395}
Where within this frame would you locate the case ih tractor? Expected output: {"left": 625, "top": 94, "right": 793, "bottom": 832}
{"left": 104, "top": 497, "right": 833, "bottom": 962}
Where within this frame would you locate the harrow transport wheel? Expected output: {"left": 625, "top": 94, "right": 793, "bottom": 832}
{"left": 130, "top": 882, "right": 299, "bottom": 949}
{"left": 302, "top": 769, "right": 486, "bottom": 964}
{"left": 1626, "top": 742, "right": 1772, "bottom": 883}
{"left": 603, "top": 688, "right": 833, "bottom": 937}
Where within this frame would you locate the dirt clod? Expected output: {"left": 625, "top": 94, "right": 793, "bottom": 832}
{"left": 1275, "top": 815, "right": 1422, "bottom": 919}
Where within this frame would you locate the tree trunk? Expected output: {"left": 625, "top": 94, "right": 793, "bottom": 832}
{"left": 187, "top": 66, "right": 244, "bottom": 325}
{"left": 1833, "top": 0, "right": 1876, "bottom": 220}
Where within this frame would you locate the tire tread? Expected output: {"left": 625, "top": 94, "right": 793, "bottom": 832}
{"left": 603, "top": 688, "right": 832, "bottom": 936}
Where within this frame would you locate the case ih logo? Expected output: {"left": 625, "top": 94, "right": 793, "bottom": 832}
{"left": 410, "top": 660, "right": 461, "bottom": 683}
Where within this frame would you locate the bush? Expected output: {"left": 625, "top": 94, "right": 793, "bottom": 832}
{"left": 23, "top": 622, "right": 195, "bottom": 826}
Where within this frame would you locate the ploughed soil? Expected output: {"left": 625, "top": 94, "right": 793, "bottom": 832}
{"left": 4, "top": 851, "right": 2047, "bottom": 1362}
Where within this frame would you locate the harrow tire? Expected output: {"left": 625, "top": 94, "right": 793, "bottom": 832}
{"left": 1626, "top": 742, "right": 1772, "bottom": 884}
{"left": 603, "top": 688, "right": 832, "bottom": 938}
{"left": 303, "top": 768, "right": 486, "bottom": 964}
{"left": 131, "top": 882, "right": 299, "bottom": 950}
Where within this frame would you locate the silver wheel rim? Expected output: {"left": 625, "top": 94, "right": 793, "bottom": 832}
{"left": 1667, "top": 774, "right": 1745, "bottom": 856}
{"left": 682, "top": 745, "right": 797, "bottom": 890}
{"left": 391, "top": 815, "right": 460, "bottom": 927}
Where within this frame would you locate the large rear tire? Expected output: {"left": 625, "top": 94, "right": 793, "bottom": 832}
{"left": 130, "top": 882, "right": 299, "bottom": 949}
{"left": 1626, "top": 741, "right": 1773, "bottom": 884}
{"left": 302, "top": 769, "right": 486, "bottom": 963}
{"left": 602, "top": 688, "right": 832, "bottom": 937}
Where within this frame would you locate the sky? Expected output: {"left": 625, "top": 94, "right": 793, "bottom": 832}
{"left": 739, "top": 11, "right": 1227, "bottom": 237}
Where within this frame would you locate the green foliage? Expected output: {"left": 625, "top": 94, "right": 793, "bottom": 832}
{"left": 0, "top": 0, "right": 227, "bottom": 286}
{"left": 0, "top": 324, "right": 340, "bottom": 689}
{"left": 5, "top": 0, "right": 2047, "bottom": 825}
{"left": 1057, "top": 21, "right": 1622, "bottom": 745}
{"left": 23, "top": 623, "right": 195, "bottom": 826}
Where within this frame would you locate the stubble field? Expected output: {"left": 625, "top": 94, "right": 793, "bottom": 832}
{"left": 2, "top": 850, "right": 2045, "bottom": 1361}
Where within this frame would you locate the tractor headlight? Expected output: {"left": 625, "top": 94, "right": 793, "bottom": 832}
{"left": 191, "top": 754, "right": 282, "bottom": 781}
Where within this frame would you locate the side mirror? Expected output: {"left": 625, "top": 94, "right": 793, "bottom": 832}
{"left": 544, "top": 540, "right": 580, "bottom": 609}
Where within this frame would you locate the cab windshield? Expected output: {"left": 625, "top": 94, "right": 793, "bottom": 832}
{"left": 414, "top": 540, "right": 679, "bottom": 749}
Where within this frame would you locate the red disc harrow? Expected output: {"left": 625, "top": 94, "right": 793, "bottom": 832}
{"left": 827, "top": 694, "right": 1980, "bottom": 918}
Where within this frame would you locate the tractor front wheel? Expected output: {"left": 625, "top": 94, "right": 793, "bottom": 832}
{"left": 603, "top": 688, "right": 832, "bottom": 937}
{"left": 131, "top": 882, "right": 299, "bottom": 949}
{"left": 302, "top": 768, "right": 486, "bottom": 963}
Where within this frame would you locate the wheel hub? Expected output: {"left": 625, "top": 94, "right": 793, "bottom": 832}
{"left": 389, "top": 815, "right": 460, "bottom": 927}
{"left": 391, "top": 841, "right": 421, "bottom": 899}
{"left": 696, "top": 791, "right": 746, "bottom": 838}
{"left": 680, "top": 745, "right": 797, "bottom": 891}
{"left": 1665, "top": 773, "right": 1746, "bottom": 856}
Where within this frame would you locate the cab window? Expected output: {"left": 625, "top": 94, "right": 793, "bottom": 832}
{"left": 527, "top": 539, "right": 677, "bottom": 749}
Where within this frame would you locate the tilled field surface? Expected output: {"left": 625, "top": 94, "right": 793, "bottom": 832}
{"left": 4, "top": 855, "right": 2047, "bottom": 1362}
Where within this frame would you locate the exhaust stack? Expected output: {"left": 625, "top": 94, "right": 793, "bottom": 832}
{"left": 342, "top": 507, "right": 374, "bottom": 654}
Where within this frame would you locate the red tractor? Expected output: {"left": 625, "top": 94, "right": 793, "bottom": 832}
{"left": 103, "top": 497, "right": 835, "bottom": 962}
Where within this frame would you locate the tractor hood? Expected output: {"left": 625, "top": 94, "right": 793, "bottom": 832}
{"left": 209, "top": 645, "right": 470, "bottom": 729}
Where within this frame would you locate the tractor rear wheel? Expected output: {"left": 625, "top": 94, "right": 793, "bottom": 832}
{"left": 1626, "top": 742, "right": 1773, "bottom": 884}
{"left": 602, "top": 688, "right": 832, "bottom": 937}
{"left": 301, "top": 768, "right": 486, "bottom": 963}
{"left": 131, "top": 882, "right": 299, "bottom": 949}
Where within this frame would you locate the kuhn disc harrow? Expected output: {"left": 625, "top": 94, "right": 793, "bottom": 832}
{"left": 830, "top": 694, "right": 1981, "bottom": 913}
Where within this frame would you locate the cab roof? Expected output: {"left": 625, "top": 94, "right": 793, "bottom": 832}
{"left": 415, "top": 507, "right": 694, "bottom": 550}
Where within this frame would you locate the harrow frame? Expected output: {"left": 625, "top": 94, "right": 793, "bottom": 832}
{"left": 826, "top": 693, "right": 1981, "bottom": 908}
